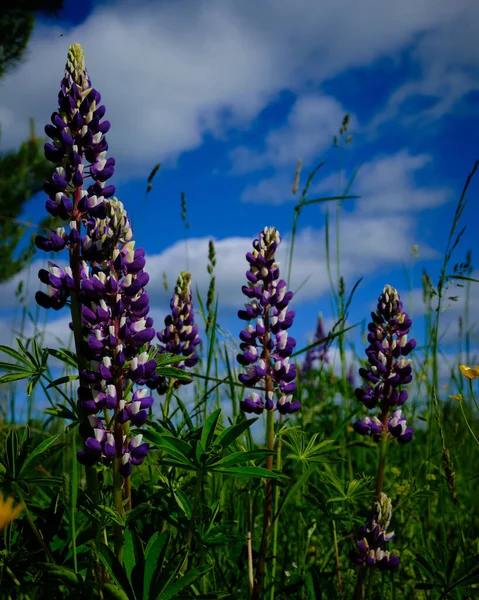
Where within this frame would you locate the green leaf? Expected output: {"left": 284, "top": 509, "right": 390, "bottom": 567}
{"left": 124, "top": 528, "right": 142, "bottom": 599}
{"left": 104, "top": 583, "right": 132, "bottom": 600}
{"left": 0, "top": 361, "right": 34, "bottom": 373}
{"left": 0, "top": 344, "right": 31, "bottom": 365}
{"left": 0, "top": 372, "right": 36, "bottom": 384}
{"left": 19, "top": 434, "right": 61, "bottom": 476}
{"left": 144, "top": 532, "right": 170, "bottom": 600}
{"left": 44, "top": 404, "right": 77, "bottom": 421}
{"left": 98, "top": 543, "right": 134, "bottom": 597}
{"left": 209, "top": 450, "right": 274, "bottom": 468}
{"left": 42, "top": 564, "right": 83, "bottom": 587}
{"left": 6, "top": 428, "right": 19, "bottom": 476}
{"left": 157, "top": 367, "right": 192, "bottom": 381}
{"left": 142, "top": 431, "right": 194, "bottom": 464}
{"left": 211, "top": 466, "right": 285, "bottom": 478}
{"left": 158, "top": 564, "right": 213, "bottom": 600}
{"left": 47, "top": 347, "right": 78, "bottom": 368}
{"left": 200, "top": 408, "right": 222, "bottom": 451}
{"left": 46, "top": 374, "right": 78, "bottom": 389}
{"left": 214, "top": 417, "right": 258, "bottom": 449}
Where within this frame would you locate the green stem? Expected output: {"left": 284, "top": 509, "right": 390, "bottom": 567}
{"left": 186, "top": 468, "right": 204, "bottom": 548}
{"left": 269, "top": 415, "right": 284, "bottom": 600}
{"left": 333, "top": 519, "right": 343, "bottom": 600}
{"left": 459, "top": 399, "right": 479, "bottom": 445}
{"left": 253, "top": 408, "right": 275, "bottom": 600}
{"left": 71, "top": 432, "right": 78, "bottom": 573}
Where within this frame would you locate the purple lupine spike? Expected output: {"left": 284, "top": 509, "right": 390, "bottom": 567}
{"left": 237, "top": 227, "right": 299, "bottom": 415}
{"left": 350, "top": 493, "right": 400, "bottom": 570}
{"left": 36, "top": 43, "right": 156, "bottom": 476}
{"left": 152, "top": 271, "right": 201, "bottom": 394}
{"left": 302, "top": 313, "right": 329, "bottom": 373}
{"left": 353, "top": 285, "right": 415, "bottom": 444}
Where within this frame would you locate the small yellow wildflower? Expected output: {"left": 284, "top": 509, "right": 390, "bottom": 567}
{"left": 449, "top": 394, "right": 464, "bottom": 402}
{"left": 0, "top": 495, "right": 23, "bottom": 530}
{"left": 459, "top": 365, "right": 479, "bottom": 380}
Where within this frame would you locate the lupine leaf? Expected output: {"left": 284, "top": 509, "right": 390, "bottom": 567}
{"left": 210, "top": 466, "right": 285, "bottom": 478}
{"left": 144, "top": 532, "right": 170, "bottom": 600}
{"left": 46, "top": 374, "right": 78, "bottom": 389}
{"left": 214, "top": 417, "right": 258, "bottom": 449}
{"left": 98, "top": 543, "right": 134, "bottom": 597}
{"left": 19, "top": 434, "right": 61, "bottom": 476}
{"left": 209, "top": 450, "right": 274, "bottom": 468}
{"left": 157, "top": 564, "right": 213, "bottom": 600}
{"left": 0, "top": 344, "right": 31, "bottom": 364}
{"left": 200, "top": 408, "right": 222, "bottom": 451}
{"left": 142, "top": 431, "right": 194, "bottom": 464}
{"left": 47, "top": 347, "right": 78, "bottom": 368}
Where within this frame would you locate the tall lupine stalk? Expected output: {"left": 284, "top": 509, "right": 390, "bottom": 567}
{"left": 352, "top": 285, "right": 415, "bottom": 595}
{"left": 154, "top": 271, "right": 201, "bottom": 410}
{"left": 35, "top": 44, "right": 156, "bottom": 536}
{"left": 237, "top": 226, "right": 299, "bottom": 598}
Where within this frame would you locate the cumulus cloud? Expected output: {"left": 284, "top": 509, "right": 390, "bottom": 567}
{"left": 368, "top": 0, "right": 479, "bottom": 129}
{"left": 241, "top": 148, "right": 451, "bottom": 212}
{"left": 0, "top": 0, "right": 472, "bottom": 176}
{"left": 231, "top": 95, "right": 347, "bottom": 174}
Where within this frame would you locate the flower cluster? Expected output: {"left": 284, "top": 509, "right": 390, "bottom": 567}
{"left": 350, "top": 493, "right": 400, "bottom": 570}
{"left": 237, "top": 227, "right": 299, "bottom": 415}
{"left": 154, "top": 271, "right": 201, "bottom": 393}
{"left": 354, "top": 410, "right": 413, "bottom": 444}
{"left": 353, "top": 285, "right": 415, "bottom": 443}
{"left": 35, "top": 44, "right": 156, "bottom": 476}
{"left": 302, "top": 313, "right": 329, "bottom": 372}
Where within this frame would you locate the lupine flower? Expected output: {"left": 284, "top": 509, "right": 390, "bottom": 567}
{"left": 353, "top": 285, "right": 415, "bottom": 444}
{"left": 35, "top": 43, "right": 156, "bottom": 476}
{"left": 153, "top": 271, "right": 201, "bottom": 393}
{"left": 0, "top": 495, "right": 23, "bottom": 531}
{"left": 459, "top": 365, "right": 479, "bottom": 380}
{"left": 237, "top": 226, "right": 299, "bottom": 415}
{"left": 350, "top": 493, "right": 400, "bottom": 570}
{"left": 302, "top": 313, "right": 329, "bottom": 372}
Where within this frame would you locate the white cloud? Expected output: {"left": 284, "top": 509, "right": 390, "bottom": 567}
{"left": 241, "top": 148, "right": 451, "bottom": 211}
{"left": 0, "top": 0, "right": 472, "bottom": 175}
{"left": 231, "top": 94, "right": 347, "bottom": 174}
{"left": 353, "top": 151, "right": 451, "bottom": 213}
{"left": 368, "top": 0, "right": 479, "bottom": 129}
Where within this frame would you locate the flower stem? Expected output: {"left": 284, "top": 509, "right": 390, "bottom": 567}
{"left": 253, "top": 408, "right": 275, "bottom": 600}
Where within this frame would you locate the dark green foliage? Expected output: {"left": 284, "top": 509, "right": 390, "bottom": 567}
{"left": 0, "top": 130, "right": 54, "bottom": 282}
{"left": 0, "top": 1, "right": 64, "bottom": 283}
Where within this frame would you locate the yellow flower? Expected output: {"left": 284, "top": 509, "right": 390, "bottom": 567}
{"left": 0, "top": 495, "right": 23, "bottom": 530}
{"left": 459, "top": 365, "right": 479, "bottom": 380}
{"left": 449, "top": 394, "right": 464, "bottom": 402}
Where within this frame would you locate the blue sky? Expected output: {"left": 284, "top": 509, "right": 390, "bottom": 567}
{"left": 0, "top": 0, "right": 478, "bottom": 400}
